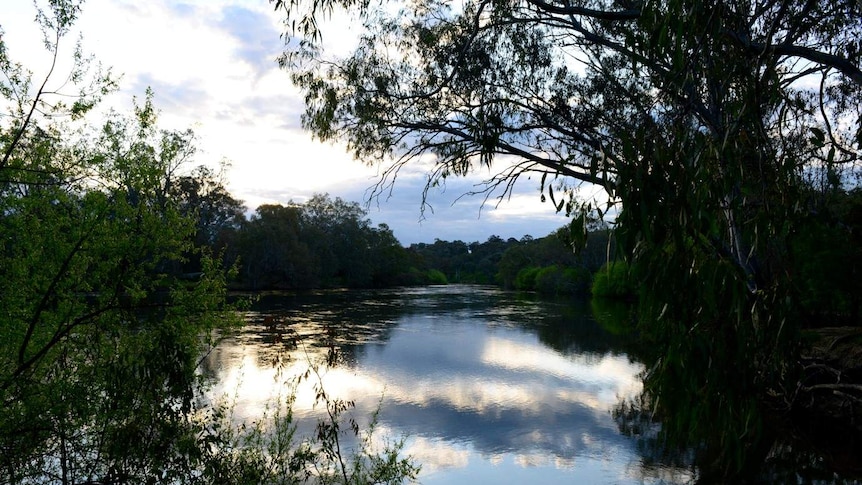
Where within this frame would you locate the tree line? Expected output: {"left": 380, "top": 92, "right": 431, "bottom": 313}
{"left": 179, "top": 167, "right": 862, "bottom": 314}
{"left": 408, "top": 228, "right": 614, "bottom": 294}
{"left": 173, "top": 164, "right": 622, "bottom": 293}
{"left": 176, "top": 163, "right": 620, "bottom": 293}
{"left": 174, "top": 180, "right": 412, "bottom": 289}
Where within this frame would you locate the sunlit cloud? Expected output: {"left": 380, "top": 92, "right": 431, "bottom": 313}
{"left": 206, "top": 321, "right": 643, "bottom": 432}
{"left": 206, "top": 346, "right": 386, "bottom": 422}
{"left": 401, "top": 436, "right": 471, "bottom": 474}
{"left": 481, "top": 337, "right": 643, "bottom": 398}
{"left": 514, "top": 452, "right": 551, "bottom": 468}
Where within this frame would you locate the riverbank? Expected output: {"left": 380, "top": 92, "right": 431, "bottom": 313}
{"left": 785, "top": 327, "right": 862, "bottom": 477}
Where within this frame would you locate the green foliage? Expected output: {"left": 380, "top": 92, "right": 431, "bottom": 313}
{"left": 511, "top": 264, "right": 591, "bottom": 295}
{"left": 0, "top": 89, "right": 241, "bottom": 482}
{"left": 488, "top": 228, "right": 610, "bottom": 295}
{"left": 532, "top": 265, "right": 591, "bottom": 296}
{"left": 408, "top": 238, "right": 493, "bottom": 284}
{"left": 169, "top": 162, "right": 246, "bottom": 272}
{"left": 788, "top": 189, "right": 862, "bottom": 326}
{"left": 497, "top": 229, "right": 610, "bottom": 290}
{"left": 408, "top": 232, "right": 603, "bottom": 288}
{"left": 534, "top": 266, "right": 564, "bottom": 295}
{"left": 425, "top": 269, "right": 448, "bottom": 285}
{"left": 591, "top": 261, "right": 634, "bottom": 299}
{"left": 514, "top": 266, "right": 540, "bottom": 291}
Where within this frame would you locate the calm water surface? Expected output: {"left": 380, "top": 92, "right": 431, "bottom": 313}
{"left": 202, "top": 285, "right": 693, "bottom": 484}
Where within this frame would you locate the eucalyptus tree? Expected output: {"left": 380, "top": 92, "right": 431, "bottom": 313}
{"left": 236, "top": 194, "right": 411, "bottom": 289}
{"left": 170, "top": 164, "right": 246, "bottom": 246}
{"left": 274, "top": 0, "right": 862, "bottom": 475}
{"left": 240, "top": 203, "right": 320, "bottom": 288}
{"left": 169, "top": 163, "right": 247, "bottom": 273}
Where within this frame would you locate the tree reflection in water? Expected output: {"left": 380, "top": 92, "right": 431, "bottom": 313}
{"left": 592, "top": 297, "right": 862, "bottom": 484}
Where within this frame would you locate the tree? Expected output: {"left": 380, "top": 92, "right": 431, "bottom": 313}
{"left": 366, "top": 222, "right": 413, "bottom": 287}
{"left": 496, "top": 227, "right": 607, "bottom": 290}
{"left": 0, "top": 81, "right": 235, "bottom": 485}
{"left": 169, "top": 163, "right": 246, "bottom": 273}
{"left": 170, "top": 164, "right": 246, "bottom": 246}
{"left": 304, "top": 193, "right": 374, "bottom": 286}
{"left": 238, "top": 203, "right": 320, "bottom": 288}
{"left": 0, "top": 3, "right": 237, "bottom": 480}
{"left": 234, "top": 194, "right": 415, "bottom": 289}
{"left": 273, "top": 0, "right": 862, "bottom": 476}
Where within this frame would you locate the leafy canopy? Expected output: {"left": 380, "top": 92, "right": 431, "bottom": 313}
{"left": 274, "top": 0, "right": 860, "bottom": 207}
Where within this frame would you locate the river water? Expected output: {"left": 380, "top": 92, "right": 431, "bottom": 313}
{"left": 201, "top": 285, "right": 694, "bottom": 484}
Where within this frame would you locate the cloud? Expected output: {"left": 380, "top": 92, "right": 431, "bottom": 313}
{"left": 329, "top": 168, "right": 572, "bottom": 245}
{"left": 218, "top": 92, "right": 307, "bottom": 131}
{"left": 130, "top": 73, "right": 212, "bottom": 115}
{"left": 216, "top": 5, "right": 283, "bottom": 80}
{"left": 400, "top": 436, "right": 471, "bottom": 474}
{"left": 164, "top": 2, "right": 197, "bottom": 18}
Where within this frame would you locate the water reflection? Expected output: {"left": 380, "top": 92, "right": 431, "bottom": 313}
{"left": 202, "top": 285, "right": 694, "bottom": 484}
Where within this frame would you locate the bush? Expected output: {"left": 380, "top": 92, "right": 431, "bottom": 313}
{"left": 425, "top": 269, "right": 449, "bottom": 285}
{"left": 591, "top": 261, "right": 634, "bottom": 299}
{"left": 562, "top": 267, "right": 591, "bottom": 295}
{"left": 530, "top": 265, "right": 591, "bottom": 296}
{"left": 514, "top": 266, "right": 541, "bottom": 291}
{"left": 534, "top": 266, "right": 563, "bottom": 294}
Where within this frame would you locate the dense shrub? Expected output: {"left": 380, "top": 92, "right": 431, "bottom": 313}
{"left": 514, "top": 266, "right": 541, "bottom": 291}
{"left": 534, "top": 266, "right": 563, "bottom": 294}
{"left": 562, "top": 267, "right": 592, "bottom": 295}
{"left": 591, "top": 261, "right": 634, "bottom": 299}
{"left": 426, "top": 269, "right": 449, "bottom": 285}
{"left": 527, "top": 265, "right": 591, "bottom": 296}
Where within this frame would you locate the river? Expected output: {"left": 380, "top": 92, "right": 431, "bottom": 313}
{"left": 200, "top": 285, "right": 694, "bottom": 484}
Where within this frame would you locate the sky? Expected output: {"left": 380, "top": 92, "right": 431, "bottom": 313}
{"left": 1, "top": 0, "right": 577, "bottom": 245}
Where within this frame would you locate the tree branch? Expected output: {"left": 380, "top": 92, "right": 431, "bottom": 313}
{"left": 1, "top": 28, "right": 61, "bottom": 170}
{"left": 725, "top": 29, "right": 862, "bottom": 86}
{"left": 525, "top": 0, "right": 641, "bottom": 21}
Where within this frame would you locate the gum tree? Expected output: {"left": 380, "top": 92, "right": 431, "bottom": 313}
{"left": 273, "top": 0, "right": 862, "bottom": 475}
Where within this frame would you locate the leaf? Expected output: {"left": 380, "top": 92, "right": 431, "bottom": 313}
{"left": 809, "top": 127, "right": 825, "bottom": 147}
{"left": 569, "top": 213, "right": 587, "bottom": 251}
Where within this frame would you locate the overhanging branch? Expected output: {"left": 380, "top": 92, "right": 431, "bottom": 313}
{"left": 725, "top": 29, "right": 862, "bottom": 86}
{"left": 525, "top": 0, "right": 641, "bottom": 21}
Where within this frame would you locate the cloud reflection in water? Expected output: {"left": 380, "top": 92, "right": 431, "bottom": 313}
{"left": 203, "top": 287, "right": 691, "bottom": 484}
